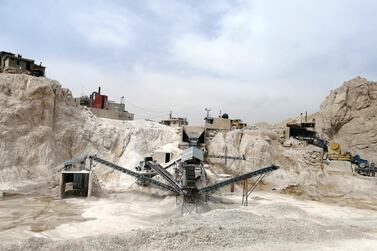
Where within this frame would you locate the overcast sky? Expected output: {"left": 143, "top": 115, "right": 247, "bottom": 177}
{"left": 1, "top": 0, "right": 377, "bottom": 124}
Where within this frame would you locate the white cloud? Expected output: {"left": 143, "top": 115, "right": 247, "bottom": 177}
{"left": 73, "top": 9, "right": 136, "bottom": 48}
{"left": 47, "top": 58, "right": 306, "bottom": 124}
{"left": 172, "top": 0, "right": 377, "bottom": 79}
{"left": 3, "top": 0, "right": 377, "bottom": 124}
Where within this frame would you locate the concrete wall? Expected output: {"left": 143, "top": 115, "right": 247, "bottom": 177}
{"left": 3, "top": 58, "right": 31, "bottom": 72}
{"left": 90, "top": 107, "right": 134, "bottom": 120}
{"left": 107, "top": 101, "right": 125, "bottom": 112}
{"left": 0, "top": 56, "right": 44, "bottom": 76}
{"left": 205, "top": 117, "right": 231, "bottom": 130}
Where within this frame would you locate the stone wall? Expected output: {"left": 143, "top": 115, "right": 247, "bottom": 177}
{"left": 89, "top": 107, "right": 134, "bottom": 120}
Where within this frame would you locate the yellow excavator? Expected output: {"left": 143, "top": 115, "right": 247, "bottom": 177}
{"left": 326, "top": 142, "right": 352, "bottom": 161}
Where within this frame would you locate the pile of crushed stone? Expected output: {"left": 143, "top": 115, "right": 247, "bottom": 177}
{"left": 2, "top": 203, "right": 374, "bottom": 251}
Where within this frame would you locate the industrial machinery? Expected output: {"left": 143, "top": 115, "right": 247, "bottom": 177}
{"left": 356, "top": 163, "right": 376, "bottom": 177}
{"left": 90, "top": 87, "right": 108, "bottom": 109}
{"left": 285, "top": 114, "right": 376, "bottom": 176}
{"left": 285, "top": 120, "right": 376, "bottom": 176}
{"left": 76, "top": 87, "right": 109, "bottom": 109}
{"left": 69, "top": 129, "right": 279, "bottom": 212}
{"left": 134, "top": 156, "right": 156, "bottom": 186}
{"left": 326, "top": 142, "right": 352, "bottom": 161}
{"left": 87, "top": 154, "right": 278, "bottom": 212}
{"left": 312, "top": 140, "right": 376, "bottom": 176}
{"left": 75, "top": 86, "right": 134, "bottom": 120}
{"left": 351, "top": 155, "right": 376, "bottom": 177}
{"left": 208, "top": 145, "right": 246, "bottom": 171}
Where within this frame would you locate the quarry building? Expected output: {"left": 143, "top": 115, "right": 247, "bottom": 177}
{"left": 204, "top": 113, "right": 247, "bottom": 130}
{"left": 75, "top": 87, "right": 134, "bottom": 121}
{"left": 0, "top": 51, "right": 46, "bottom": 77}
{"left": 160, "top": 113, "right": 188, "bottom": 127}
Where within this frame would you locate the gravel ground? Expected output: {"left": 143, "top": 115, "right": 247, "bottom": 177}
{"left": 2, "top": 198, "right": 377, "bottom": 251}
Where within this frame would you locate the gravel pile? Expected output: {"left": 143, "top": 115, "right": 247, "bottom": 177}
{"left": 2, "top": 204, "right": 372, "bottom": 251}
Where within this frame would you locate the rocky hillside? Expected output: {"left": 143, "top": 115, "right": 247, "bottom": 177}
{"left": 1, "top": 73, "right": 376, "bottom": 201}
{"left": 0, "top": 74, "right": 178, "bottom": 190}
{"left": 317, "top": 76, "right": 377, "bottom": 162}
{"left": 207, "top": 129, "right": 377, "bottom": 201}
{"left": 207, "top": 77, "right": 377, "bottom": 200}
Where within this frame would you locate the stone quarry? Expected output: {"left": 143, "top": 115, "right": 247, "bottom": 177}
{"left": 1, "top": 73, "right": 377, "bottom": 250}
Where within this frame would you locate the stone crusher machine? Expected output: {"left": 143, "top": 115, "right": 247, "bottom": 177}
{"left": 326, "top": 143, "right": 352, "bottom": 161}
{"left": 319, "top": 142, "right": 376, "bottom": 176}
{"left": 86, "top": 130, "right": 279, "bottom": 212}
{"left": 286, "top": 120, "right": 376, "bottom": 176}
{"left": 89, "top": 155, "right": 278, "bottom": 212}
{"left": 302, "top": 139, "right": 376, "bottom": 176}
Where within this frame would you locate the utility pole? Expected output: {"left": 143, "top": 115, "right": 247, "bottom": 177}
{"left": 205, "top": 108, "right": 211, "bottom": 118}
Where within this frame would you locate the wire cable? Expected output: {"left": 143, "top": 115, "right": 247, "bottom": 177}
{"left": 124, "top": 100, "right": 170, "bottom": 114}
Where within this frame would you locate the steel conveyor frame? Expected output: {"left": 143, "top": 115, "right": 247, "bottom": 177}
{"left": 89, "top": 155, "right": 179, "bottom": 194}
{"left": 199, "top": 165, "right": 279, "bottom": 194}
{"left": 146, "top": 161, "right": 183, "bottom": 194}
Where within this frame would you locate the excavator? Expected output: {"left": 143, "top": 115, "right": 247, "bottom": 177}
{"left": 286, "top": 120, "right": 375, "bottom": 176}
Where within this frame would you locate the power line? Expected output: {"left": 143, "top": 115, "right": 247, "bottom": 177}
{"left": 124, "top": 100, "right": 170, "bottom": 114}
{"left": 134, "top": 113, "right": 170, "bottom": 120}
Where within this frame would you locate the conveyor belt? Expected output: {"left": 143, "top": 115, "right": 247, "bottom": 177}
{"left": 199, "top": 165, "right": 279, "bottom": 194}
{"left": 163, "top": 158, "right": 181, "bottom": 169}
{"left": 146, "top": 161, "right": 183, "bottom": 194}
{"left": 89, "top": 155, "right": 179, "bottom": 194}
{"left": 208, "top": 154, "right": 245, "bottom": 160}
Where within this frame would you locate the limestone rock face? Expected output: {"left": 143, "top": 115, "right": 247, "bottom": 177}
{"left": 207, "top": 129, "right": 377, "bottom": 200}
{"left": 317, "top": 77, "right": 377, "bottom": 162}
{"left": 0, "top": 74, "right": 178, "bottom": 190}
